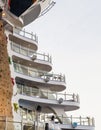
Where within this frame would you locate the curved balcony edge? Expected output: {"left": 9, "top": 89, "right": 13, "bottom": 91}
{"left": 18, "top": 94, "right": 80, "bottom": 112}
{"left": 0, "top": 116, "right": 95, "bottom": 130}
{"left": 9, "top": 32, "right": 38, "bottom": 50}
{"left": 15, "top": 72, "right": 66, "bottom": 92}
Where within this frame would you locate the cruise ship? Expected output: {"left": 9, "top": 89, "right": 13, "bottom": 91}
{"left": 0, "top": 0, "right": 95, "bottom": 130}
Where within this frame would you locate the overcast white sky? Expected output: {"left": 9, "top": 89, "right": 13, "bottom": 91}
{"left": 26, "top": 0, "right": 101, "bottom": 129}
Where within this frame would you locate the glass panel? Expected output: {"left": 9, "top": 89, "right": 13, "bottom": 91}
{"left": 20, "top": 47, "right": 28, "bottom": 56}
{"left": 23, "top": 86, "right": 30, "bottom": 96}
{"left": 12, "top": 43, "right": 20, "bottom": 53}
{"left": 31, "top": 87, "right": 39, "bottom": 96}
{"left": 20, "top": 66, "right": 28, "bottom": 75}
{"left": 17, "top": 84, "right": 22, "bottom": 94}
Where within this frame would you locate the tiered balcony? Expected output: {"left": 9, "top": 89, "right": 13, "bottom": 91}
{"left": 14, "top": 63, "right": 66, "bottom": 91}
{"left": 9, "top": 28, "right": 38, "bottom": 50}
{"left": 11, "top": 42, "right": 52, "bottom": 71}
{"left": 0, "top": 116, "right": 94, "bottom": 130}
{"left": 59, "top": 116, "right": 95, "bottom": 130}
{"left": 16, "top": 83, "right": 80, "bottom": 111}
{"left": 1, "top": 0, "right": 55, "bottom": 27}
{"left": 17, "top": 84, "right": 79, "bottom": 102}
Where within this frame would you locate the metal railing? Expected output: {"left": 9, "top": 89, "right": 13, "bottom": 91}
{"left": 39, "top": 1, "right": 56, "bottom": 17}
{"left": 57, "top": 115, "right": 95, "bottom": 126}
{"left": 13, "top": 63, "right": 65, "bottom": 83}
{"left": 0, "top": 115, "right": 95, "bottom": 130}
{"left": 14, "top": 27, "right": 38, "bottom": 43}
{"left": 11, "top": 42, "right": 52, "bottom": 63}
{"left": 17, "top": 84, "right": 79, "bottom": 102}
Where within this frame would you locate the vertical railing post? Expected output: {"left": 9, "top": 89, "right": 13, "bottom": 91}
{"left": 27, "top": 47, "right": 29, "bottom": 56}
{"left": 47, "top": 91, "right": 49, "bottom": 99}
{"left": 22, "top": 85, "right": 23, "bottom": 95}
{"left": 88, "top": 117, "right": 90, "bottom": 126}
{"left": 39, "top": 89, "right": 40, "bottom": 98}
{"left": 30, "top": 87, "right": 32, "bottom": 96}
{"left": 73, "top": 93, "right": 75, "bottom": 101}
{"left": 21, "top": 120, "right": 23, "bottom": 130}
{"left": 43, "top": 53, "right": 45, "bottom": 61}
{"left": 62, "top": 115, "right": 63, "bottom": 123}
{"left": 64, "top": 92, "right": 66, "bottom": 100}
{"left": 64, "top": 75, "right": 65, "bottom": 82}
{"left": 44, "top": 113, "right": 45, "bottom": 122}
{"left": 48, "top": 54, "right": 49, "bottom": 62}
{"left": 71, "top": 115, "right": 72, "bottom": 124}
{"left": 34, "top": 34, "right": 36, "bottom": 41}
{"left": 36, "top": 112, "right": 39, "bottom": 130}
{"left": 50, "top": 56, "right": 52, "bottom": 63}
{"left": 56, "top": 92, "right": 58, "bottom": 100}
{"left": 80, "top": 116, "right": 82, "bottom": 125}
{"left": 19, "top": 44, "right": 21, "bottom": 54}
{"left": 31, "top": 32, "right": 33, "bottom": 39}
{"left": 77, "top": 94, "right": 80, "bottom": 103}
{"left": 36, "top": 35, "right": 38, "bottom": 43}
{"left": 92, "top": 117, "right": 95, "bottom": 126}
{"left": 23, "top": 29, "right": 25, "bottom": 37}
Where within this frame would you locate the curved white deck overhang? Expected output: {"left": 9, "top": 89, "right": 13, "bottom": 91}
{"left": 9, "top": 33, "right": 38, "bottom": 50}
{"left": 12, "top": 53, "right": 52, "bottom": 72}
{"left": 18, "top": 94, "right": 80, "bottom": 112}
{"left": 15, "top": 73, "right": 66, "bottom": 92}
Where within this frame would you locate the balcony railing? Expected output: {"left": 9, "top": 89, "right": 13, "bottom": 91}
{"left": 17, "top": 84, "right": 79, "bottom": 102}
{"left": 14, "top": 27, "right": 38, "bottom": 43}
{"left": 11, "top": 42, "right": 52, "bottom": 63}
{"left": 0, "top": 115, "right": 94, "bottom": 130}
{"left": 14, "top": 63, "right": 65, "bottom": 83}
{"left": 57, "top": 115, "right": 95, "bottom": 126}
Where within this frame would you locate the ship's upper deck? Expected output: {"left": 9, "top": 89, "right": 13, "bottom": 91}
{"left": 0, "top": 0, "right": 55, "bottom": 28}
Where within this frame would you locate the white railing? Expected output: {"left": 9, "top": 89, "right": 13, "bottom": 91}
{"left": 17, "top": 84, "right": 79, "bottom": 102}
{"left": 14, "top": 27, "right": 38, "bottom": 43}
{"left": 39, "top": 1, "right": 56, "bottom": 17}
{"left": 11, "top": 42, "right": 52, "bottom": 63}
{"left": 57, "top": 115, "right": 95, "bottom": 126}
{"left": 0, "top": 116, "right": 94, "bottom": 130}
{"left": 14, "top": 63, "right": 65, "bottom": 83}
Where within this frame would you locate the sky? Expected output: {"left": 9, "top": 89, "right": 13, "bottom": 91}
{"left": 25, "top": 0, "right": 101, "bottom": 130}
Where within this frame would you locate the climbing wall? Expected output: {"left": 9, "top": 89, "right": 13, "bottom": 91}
{"left": 0, "top": 20, "right": 13, "bottom": 117}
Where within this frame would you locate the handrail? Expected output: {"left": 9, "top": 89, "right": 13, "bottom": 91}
{"left": 45, "top": 115, "right": 95, "bottom": 126}
{"left": 11, "top": 42, "right": 52, "bottom": 63}
{"left": 13, "top": 63, "right": 65, "bottom": 82}
{"left": 0, "top": 116, "right": 94, "bottom": 129}
{"left": 17, "top": 83, "right": 79, "bottom": 102}
{"left": 58, "top": 115, "right": 95, "bottom": 126}
{"left": 39, "top": 1, "right": 56, "bottom": 17}
{"left": 13, "top": 27, "right": 38, "bottom": 43}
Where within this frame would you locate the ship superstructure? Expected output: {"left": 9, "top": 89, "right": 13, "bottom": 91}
{"left": 1, "top": 0, "right": 55, "bottom": 27}
{"left": 0, "top": 0, "right": 95, "bottom": 130}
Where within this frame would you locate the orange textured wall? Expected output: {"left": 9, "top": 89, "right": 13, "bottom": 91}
{"left": 0, "top": 20, "right": 13, "bottom": 117}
